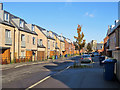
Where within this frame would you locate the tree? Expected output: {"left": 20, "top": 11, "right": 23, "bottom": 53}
{"left": 87, "top": 43, "right": 92, "bottom": 52}
{"left": 74, "top": 25, "right": 86, "bottom": 54}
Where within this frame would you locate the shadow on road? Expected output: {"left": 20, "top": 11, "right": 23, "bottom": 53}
{"left": 42, "top": 56, "right": 120, "bottom": 88}
{"left": 43, "top": 57, "right": 76, "bottom": 72}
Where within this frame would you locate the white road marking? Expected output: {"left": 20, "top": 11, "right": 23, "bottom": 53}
{"left": 1, "top": 68, "right": 10, "bottom": 71}
{"left": 26, "top": 76, "right": 51, "bottom": 90}
{"left": 25, "top": 65, "right": 71, "bottom": 89}
{"left": 32, "top": 63, "right": 38, "bottom": 65}
{"left": 14, "top": 64, "right": 27, "bottom": 68}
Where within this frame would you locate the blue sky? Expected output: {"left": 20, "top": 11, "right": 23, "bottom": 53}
{"left": 3, "top": 2, "right": 118, "bottom": 43}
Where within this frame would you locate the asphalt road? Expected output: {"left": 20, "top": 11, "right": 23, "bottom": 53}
{"left": 2, "top": 56, "right": 120, "bottom": 89}
{"left": 2, "top": 57, "right": 75, "bottom": 88}
{"left": 28, "top": 56, "right": 120, "bottom": 89}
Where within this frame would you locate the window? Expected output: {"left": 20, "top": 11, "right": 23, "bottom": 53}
{"left": 53, "top": 42, "right": 54, "bottom": 47}
{"left": 4, "top": 13, "right": 9, "bottom": 22}
{"left": 52, "top": 34, "right": 54, "bottom": 38}
{"left": 61, "top": 44, "right": 62, "bottom": 49}
{"left": 114, "top": 36, "right": 116, "bottom": 45}
{"left": 63, "top": 44, "right": 64, "bottom": 48}
{"left": 33, "top": 37, "right": 35, "bottom": 45}
{"left": 56, "top": 43, "right": 57, "bottom": 47}
{"left": 21, "top": 51, "right": 25, "bottom": 57}
{"left": 5, "top": 30, "right": 11, "bottom": 38}
{"left": 21, "top": 34, "right": 25, "bottom": 41}
{"left": 40, "top": 39, "right": 42, "bottom": 46}
{"left": 48, "top": 40, "right": 50, "bottom": 49}
{"left": 47, "top": 32, "right": 50, "bottom": 37}
{"left": 32, "top": 25, "right": 34, "bottom": 31}
{"left": 20, "top": 20, "right": 24, "bottom": 28}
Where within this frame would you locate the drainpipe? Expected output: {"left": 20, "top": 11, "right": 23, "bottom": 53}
{"left": 47, "top": 38, "right": 48, "bottom": 59}
{"left": 13, "top": 28, "right": 15, "bottom": 62}
{"left": 18, "top": 30, "right": 20, "bottom": 59}
{"left": 118, "top": 28, "right": 119, "bottom": 46}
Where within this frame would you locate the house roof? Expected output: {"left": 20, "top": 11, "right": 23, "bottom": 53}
{"left": 36, "top": 25, "right": 55, "bottom": 40}
{"left": 108, "top": 20, "right": 120, "bottom": 36}
{"left": 0, "top": 10, "right": 38, "bottom": 35}
{"left": 11, "top": 19, "right": 38, "bottom": 35}
{"left": 0, "top": 11, "right": 15, "bottom": 28}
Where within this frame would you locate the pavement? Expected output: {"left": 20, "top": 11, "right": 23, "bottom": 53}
{"left": 1, "top": 56, "right": 74, "bottom": 70}
{"left": 1, "top": 55, "right": 120, "bottom": 89}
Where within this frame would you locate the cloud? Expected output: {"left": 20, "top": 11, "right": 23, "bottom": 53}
{"left": 89, "top": 14, "right": 94, "bottom": 17}
{"left": 85, "top": 12, "right": 94, "bottom": 18}
{"left": 85, "top": 12, "right": 89, "bottom": 16}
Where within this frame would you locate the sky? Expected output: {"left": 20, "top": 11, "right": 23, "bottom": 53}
{"left": 3, "top": 2, "right": 118, "bottom": 43}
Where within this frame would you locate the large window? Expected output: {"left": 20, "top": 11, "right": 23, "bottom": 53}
{"left": 5, "top": 30, "right": 11, "bottom": 38}
{"left": 33, "top": 37, "right": 35, "bottom": 45}
{"left": 20, "top": 20, "right": 24, "bottom": 28}
{"left": 4, "top": 13, "right": 9, "bottom": 22}
{"left": 21, "top": 34, "right": 25, "bottom": 41}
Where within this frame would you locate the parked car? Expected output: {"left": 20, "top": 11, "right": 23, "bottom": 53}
{"left": 80, "top": 54, "right": 92, "bottom": 63}
{"left": 91, "top": 52, "right": 100, "bottom": 57}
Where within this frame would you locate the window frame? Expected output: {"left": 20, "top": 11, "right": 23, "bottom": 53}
{"left": 48, "top": 40, "right": 50, "bottom": 49}
{"left": 32, "top": 25, "right": 35, "bottom": 31}
{"left": 4, "top": 12, "right": 9, "bottom": 22}
{"left": 20, "top": 20, "right": 24, "bottom": 28}
{"left": 33, "top": 37, "right": 35, "bottom": 45}
{"left": 21, "top": 51, "right": 25, "bottom": 57}
{"left": 40, "top": 39, "right": 42, "bottom": 46}
{"left": 21, "top": 34, "right": 25, "bottom": 41}
{"left": 5, "top": 29, "right": 11, "bottom": 38}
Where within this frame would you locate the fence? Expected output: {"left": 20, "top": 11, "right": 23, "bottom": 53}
{"left": 14, "top": 56, "right": 32, "bottom": 63}
{"left": 0, "top": 57, "right": 11, "bottom": 64}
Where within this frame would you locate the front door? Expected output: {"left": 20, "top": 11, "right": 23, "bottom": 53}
{"left": 32, "top": 51, "right": 36, "bottom": 61}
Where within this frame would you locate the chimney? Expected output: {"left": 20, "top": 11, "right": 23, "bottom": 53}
{"left": 0, "top": 3, "right": 3, "bottom": 10}
{"left": 115, "top": 20, "right": 119, "bottom": 25}
{"left": 110, "top": 25, "right": 115, "bottom": 29}
{"left": 108, "top": 25, "right": 110, "bottom": 29}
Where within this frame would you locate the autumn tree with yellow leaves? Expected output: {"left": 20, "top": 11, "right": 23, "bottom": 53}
{"left": 74, "top": 25, "right": 86, "bottom": 54}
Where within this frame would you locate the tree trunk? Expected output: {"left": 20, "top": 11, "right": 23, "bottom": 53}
{"left": 79, "top": 49, "right": 81, "bottom": 55}
{"left": 78, "top": 49, "right": 81, "bottom": 66}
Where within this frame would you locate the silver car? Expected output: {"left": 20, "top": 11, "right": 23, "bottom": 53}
{"left": 80, "top": 55, "right": 92, "bottom": 63}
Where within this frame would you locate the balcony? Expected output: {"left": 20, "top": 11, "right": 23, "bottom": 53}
{"left": 5, "top": 37, "right": 12, "bottom": 45}
{"left": 21, "top": 41, "right": 26, "bottom": 48}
